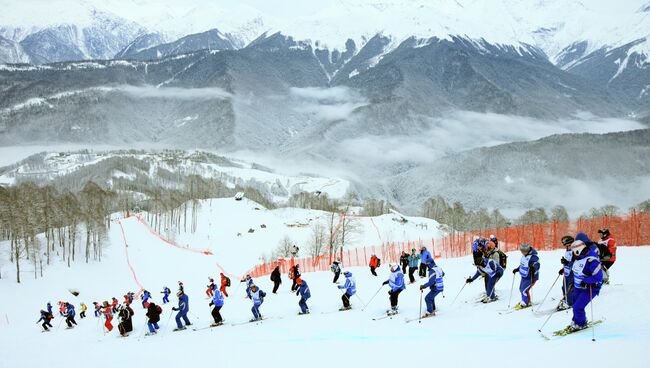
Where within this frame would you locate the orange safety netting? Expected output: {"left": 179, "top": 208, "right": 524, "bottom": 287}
{"left": 246, "top": 211, "right": 650, "bottom": 278}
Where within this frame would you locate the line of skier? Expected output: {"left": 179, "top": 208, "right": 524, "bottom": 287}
{"left": 36, "top": 228, "right": 615, "bottom": 336}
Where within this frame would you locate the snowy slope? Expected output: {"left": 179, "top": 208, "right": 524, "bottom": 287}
{"left": 0, "top": 208, "right": 648, "bottom": 368}
{"left": 1, "top": 0, "right": 648, "bottom": 62}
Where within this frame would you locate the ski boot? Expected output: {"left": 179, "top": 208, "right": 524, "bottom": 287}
{"left": 566, "top": 322, "right": 588, "bottom": 333}
{"left": 514, "top": 302, "right": 531, "bottom": 310}
{"left": 298, "top": 309, "right": 310, "bottom": 315}
{"left": 387, "top": 306, "right": 399, "bottom": 316}
{"left": 339, "top": 306, "right": 352, "bottom": 311}
{"left": 173, "top": 326, "right": 187, "bottom": 331}
{"left": 556, "top": 300, "right": 570, "bottom": 311}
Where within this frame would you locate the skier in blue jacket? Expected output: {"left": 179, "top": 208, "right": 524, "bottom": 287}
{"left": 420, "top": 261, "right": 444, "bottom": 316}
{"left": 512, "top": 243, "right": 540, "bottom": 309}
{"left": 467, "top": 256, "right": 503, "bottom": 303}
{"left": 161, "top": 287, "right": 170, "bottom": 304}
{"left": 249, "top": 284, "right": 266, "bottom": 322}
{"left": 36, "top": 309, "right": 54, "bottom": 331}
{"left": 383, "top": 264, "right": 406, "bottom": 315}
{"left": 241, "top": 275, "right": 254, "bottom": 299}
{"left": 337, "top": 271, "right": 357, "bottom": 310}
{"left": 557, "top": 235, "right": 576, "bottom": 311}
{"left": 208, "top": 288, "right": 225, "bottom": 326}
{"left": 296, "top": 278, "right": 311, "bottom": 315}
{"left": 64, "top": 302, "right": 77, "bottom": 328}
{"left": 567, "top": 239, "right": 603, "bottom": 332}
{"left": 141, "top": 290, "right": 151, "bottom": 308}
{"left": 419, "top": 246, "right": 433, "bottom": 278}
{"left": 172, "top": 290, "right": 191, "bottom": 331}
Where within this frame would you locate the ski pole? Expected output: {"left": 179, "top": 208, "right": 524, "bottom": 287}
{"left": 163, "top": 309, "right": 175, "bottom": 336}
{"left": 450, "top": 281, "right": 468, "bottom": 307}
{"left": 538, "top": 285, "right": 571, "bottom": 333}
{"left": 533, "top": 273, "right": 561, "bottom": 313}
{"left": 56, "top": 316, "right": 65, "bottom": 330}
{"left": 562, "top": 275, "right": 568, "bottom": 305}
{"left": 418, "top": 290, "right": 423, "bottom": 324}
{"left": 589, "top": 285, "right": 596, "bottom": 342}
{"left": 507, "top": 273, "right": 516, "bottom": 309}
{"left": 362, "top": 284, "right": 385, "bottom": 311}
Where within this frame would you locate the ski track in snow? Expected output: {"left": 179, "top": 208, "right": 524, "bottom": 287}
{"left": 0, "top": 201, "right": 649, "bottom": 367}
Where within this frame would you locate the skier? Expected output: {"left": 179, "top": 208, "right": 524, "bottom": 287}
{"left": 172, "top": 290, "right": 191, "bottom": 331}
{"left": 220, "top": 272, "right": 230, "bottom": 297}
{"left": 337, "top": 271, "right": 357, "bottom": 310}
{"left": 419, "top": 261, "right": 444, "bottom": 316}
{"left": 145, "top": 302, "right": 162, "bottom": 336}
{"left": 127, "top": 292, "right": 135, "bottom": 305}
{"left": 407, "top": 248, "right": 420, "bottom": 283}
{"left": 369, "top": 254, "right": 380, "bottom": 276}
{"left": 295, "top": 278, "right": 311, "bottom": 315}
{"left": 64, "top": 302, "right": 77, "bottom": 328}
{"left": 290, "top": 265, "right": 301, "bottom": 291}
{"left": 46, "top": 302, "right": 53, "bottom": 317}
{"left": 161, "top": 286, "right": 171, "bottom": 304}
{"left": 399, "top": 251, "right": 409, "bottom": 280}
{"left": 565, "top": 239, "right": 603, "bottom": 332}
{"left": 110, "top": 297, "right": 119, "bottom": 313}
{"left": 241, "top": 274, "right": 255, "bottom": 298}
{"left": 102, "top": 301, "right": 114, "bottom": 332}
{"left": 58, "top": 301, "right": 66, "bottom": 316}
{"left": 466, "top": 255, "right": 504, "bottom": 303}
{"left": 36, "top": 308, "right": 54, "bottom": 331}
{"left": 93, "top": 302, "right": 101, "bottom": 317}
{"left": 382, "top": 264, "right": 406, "bottom": 315}
{"left": 206, "top": 277, "right": 215, "bottom": 298}
{"left": 419, "top": 246, "right": 433, "bottom": 278}
{"left": 117, "top": 304, "right": 134, "bottom": 337}
{"left": 331, "top": 258, "right": 342, "bottom": 283}
{"left": 512, "top": 243, "right": 540, "bottom": 309}
{"left": 80, "top": 303, "right": 87, "bottom": 319}
{"left": 209, "top": 286, "right": 225, "bottom": 326}
{"left": 270, "top": 266, "right": 282, "bottom": 294}
{"left": 557, "top": 235, "right": 576, "bottom": 311}
{"left": 249, "top": 284, "right": 266, "bottom": 322}
{"left": 597, "top": 228, "right": 617, "bottom": 283}
{"left": 141, "top": 290, "right": 151, "bottom": 309}
{"left": 471, "top": 237, "right": 485, "bottom": 267}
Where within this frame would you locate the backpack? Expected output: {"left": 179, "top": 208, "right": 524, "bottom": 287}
{"left": 225, "top": 277, "right": 231, "bottom": 287}
{"left": 496, "top": 250, "right": 508, "bottom": 269}
{"left": 376, "top": 258, "right": 381, "bottom": 268}
{"left": 156, "top": 305, "right": 162, "bottom": 314}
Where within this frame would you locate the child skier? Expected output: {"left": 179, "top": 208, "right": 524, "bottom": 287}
{"left": 117, "top": 304, "right": 134, "bottom": 337}
{"left": 295, "top": 278, "right": 311, "bottom": 315}
{"left": 331, "top": 258, "right": 341, "bottom": 283}
{"left": 172, "top": 290, "right": 191, "bottom": 331}
{"left": 141, "top": 290, "right": 151, "bottom": 309}
{"left": 400, "top": 252, "right": 409, "bottom": 279}
{"left": 270, "top": 266, "right": 282, "bottom": 294}
{"left": 209, "top": 286, "right": 225, "bottom": 326}
{"left": 220, "top": 273, "right": 230, "bottom": 297}
{"left": 206, "top": 277, "right": 215, "bottom": 298}
{"left": 565, "top": 239, "right": 603, "bottom": 332}
{"left": 110, "top": 297, "right": 119, "bottom": 313}
{"left": 369, "top": 254, "right": 380, "bottom": 276}
{"left": 80, "top": 303, "right": 87, "bottom": 318}
{"left": 64, "top": 302, "right": 77, "bottom": 328}
{"left": 512, "top": 243, "right": 540, "bottom": 309}
{"left": 161, "top": 286, "right": 171, "bottom": 304}
{"left": 420, "top": 261, "right": 444, "bottom": 316}
{"left": 597, "top": 228, "right": 617, "bottom": 283}
{"left": 290, "top": 265, "right": 301, "bottom": 291}
{"left": 36, "top": 309, "right": 54, "bottom": 331}
{"left": 102, "top": 301, "right": 114, "bottom": 332}
{"left": 466, "top": 256, "right": 503, "bottom": 303}
{"left": 145, "top": 302, "right": 162, "bottom": 336}
{"left": 241, "top": 274, "right": 254, "bottom": 298}
{"left": 249, "top": 284, "right": 266, "bottom": 322}
{"left": 557, "top": 235, "right": 576, "bottom": 311}
{"left": 382, "top": 264, "right": 406, "bottom": 315}
{"left": 93, "top": 302, "right": 101, "bottom": 317}
{"left": 337, "top": 271, "right": 357, "bottom": 310}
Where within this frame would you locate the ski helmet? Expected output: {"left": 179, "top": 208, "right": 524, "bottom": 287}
{"left": 176, "top": 290, "right": 183, "bottom": 297}
{"left": 519, "top": 243, "right": 531, "bottom": 253}
{"left": 561, "top": 235, "right": 575, "bottom": 247}
{"left": 571, "top": 240, "right": 586, "bottom": 256}
{"left": 597, "top": 228, "right": 610, "bottom": 238}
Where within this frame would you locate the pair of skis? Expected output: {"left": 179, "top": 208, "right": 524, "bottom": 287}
{"left": 541, "top": 320, "right": 603, "bottom": 340}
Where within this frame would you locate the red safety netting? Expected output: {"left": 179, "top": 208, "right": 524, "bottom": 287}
{"left": 246, "top": 211, "right": 650, "bottom": 278}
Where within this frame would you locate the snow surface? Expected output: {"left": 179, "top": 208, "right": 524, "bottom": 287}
{"left": 0, "top": 197, "right": 649, "bottom": 368}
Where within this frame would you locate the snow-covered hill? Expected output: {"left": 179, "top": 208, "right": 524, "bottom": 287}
{"left": 0, "top": 203, "right": 647, "bottom": 367}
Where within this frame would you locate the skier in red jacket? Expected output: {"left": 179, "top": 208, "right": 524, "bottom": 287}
{"left": 220, "top": 273, "right": 230, "bottom": 297}
{"left": 597, "top": 228, "right": 617, "bottom": 283}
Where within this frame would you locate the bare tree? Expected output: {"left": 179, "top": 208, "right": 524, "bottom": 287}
{"left": 308, "top": 222, "right": 326, "bottom": 258}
